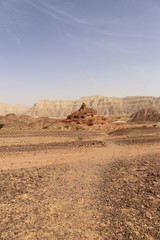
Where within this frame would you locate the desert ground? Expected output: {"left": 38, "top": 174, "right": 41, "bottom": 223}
{"left": 0, "top": 126, "right": 160, "bottom": 240}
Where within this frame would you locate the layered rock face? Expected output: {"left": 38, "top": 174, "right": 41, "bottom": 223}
{"left": 26, "top": 99, "right": 76, "bottom": 118}
{"left": 26, "top": 96, "right": 160, "bottom": 118}
{"left": 64, "top": 103, "right": 112, "bottom": 126}
{"left": 130, "top": 108, "right": 160, "bottom": 122}
{"left": 0, "top": 102, "right": 30, "bottom": 116}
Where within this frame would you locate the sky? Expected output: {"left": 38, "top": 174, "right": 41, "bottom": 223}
{"left": 0, "top": 0, "right": 160, "bottom": 106}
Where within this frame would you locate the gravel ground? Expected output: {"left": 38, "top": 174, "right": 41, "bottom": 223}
{"left": 0, "top": 153, "right": 160, "bottom": 239}
{"left": 117, "top": 136, "right": 160, "bottom": 145}
{"left": 0, "top": 130, "right": 160, "bottom": 239}
{"left": 99, "top": 154, "right": 160, "bottom": 240}
{"left": 0, "top": 140, "right": 105, "bottom": 153}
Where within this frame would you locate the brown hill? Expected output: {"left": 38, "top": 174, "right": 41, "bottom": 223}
{"left": 28, "top": 117, "right": 57, "bottom": 130}
{"left": 25, "top": 96, "right": 160, "bottom": 118}
{"left": 0, "top": 114, "right": 36, "bottom": 129}
{"left": 64, "top": 103, "right": 112, "bottom": 126}
{"left": 130, "top": 108, "right": 160, "bottom": 122}
{"left": 0, "top": 113, "right": 62, "bottom": 130}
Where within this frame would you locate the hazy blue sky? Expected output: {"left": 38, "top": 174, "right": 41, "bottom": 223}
{"left": 0, "top": 0, "right": 160, "bottom": 105}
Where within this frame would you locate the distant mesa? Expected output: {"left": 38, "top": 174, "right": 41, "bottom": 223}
{"left": 25, "top": 96, "right": 160, "bottom": 118}
{"left": 0, "top": 102, "right": 30, "bottom": 116}
{"left": 130, "top": 108, "right": 160, "bottom": 122}
{"left": 65, "top": 103, "right": 112, "bottom": 126}
{"left": 1, "top": 96, "right": 160, "bottom": 119}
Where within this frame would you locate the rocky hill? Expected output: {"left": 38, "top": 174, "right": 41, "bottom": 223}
{"left": 64, "top": 103, "right": 112, "bottom": 126}
{"left": 25, "top": 96, "right": 160, "bottom": 118}
{"left": 130, "top": 108, "right": 160, "bottom": 122}
{"left": 0, "top": 102, "right": 30, "bottom": 116}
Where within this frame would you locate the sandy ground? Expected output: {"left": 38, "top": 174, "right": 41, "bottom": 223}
{"left": 0, "top": 129, "right": 160, "bottom": 239}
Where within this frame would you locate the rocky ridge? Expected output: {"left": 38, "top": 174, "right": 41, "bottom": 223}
{"left": 1, "top": 96, "right": 160, "bottom": 118}
{"left": 26, "top": 96, "right": 160, "bottom": 118}
{"left": 0, "top": 103, "right": 113, "bottom": 129}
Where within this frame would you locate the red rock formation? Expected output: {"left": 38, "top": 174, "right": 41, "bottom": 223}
{"left": 65, "top": 103, "right": 112, "bottom": 126}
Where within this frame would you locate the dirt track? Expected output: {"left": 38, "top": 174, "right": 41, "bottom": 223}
{"left": 0, "top": 130, "right": 160, "bottom": 239}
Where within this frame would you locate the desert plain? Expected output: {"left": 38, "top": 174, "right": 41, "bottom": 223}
{"left": 0, "top": 120, "right": 160, "bottom": 240}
